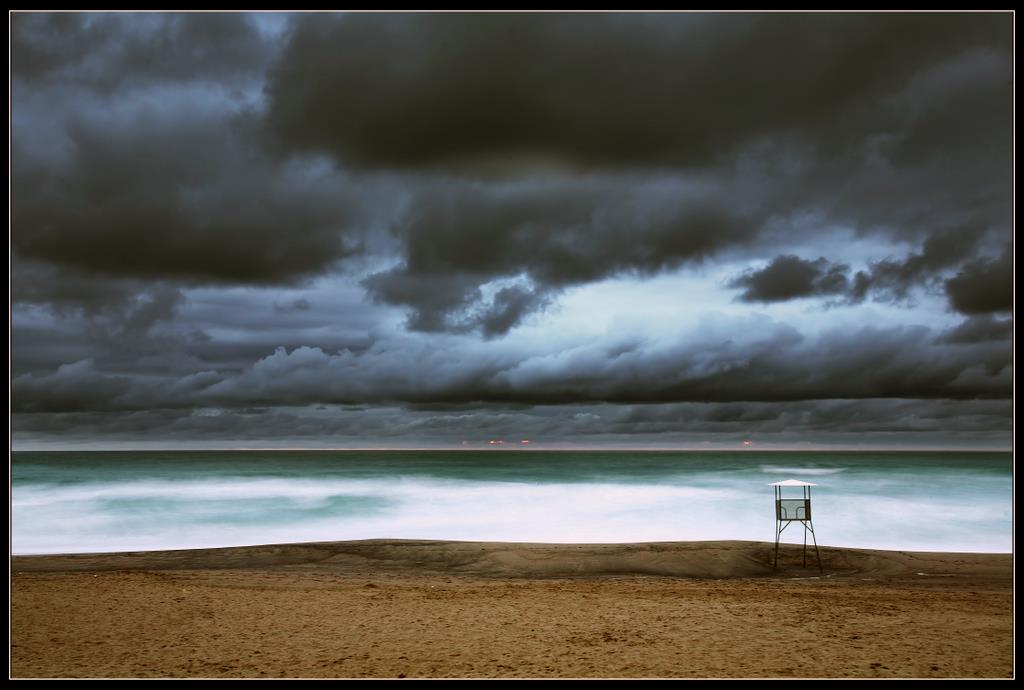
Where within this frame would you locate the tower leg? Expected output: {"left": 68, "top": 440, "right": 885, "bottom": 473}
{"left": 809, "top": 521, "right": 822, "bottom": 574}
{"left": 803, "top": 521, "right": 808, "bottom": 567}
{"left": 773, "top": 521, "right": 780, "bottom": 570}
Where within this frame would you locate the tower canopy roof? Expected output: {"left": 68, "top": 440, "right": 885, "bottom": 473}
{"left": 769, "top": 479, "right": 817, "bottom": 487}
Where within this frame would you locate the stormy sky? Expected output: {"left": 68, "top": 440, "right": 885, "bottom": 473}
{"left": 10, "top": 11, "right": 1014, "bottom": 449}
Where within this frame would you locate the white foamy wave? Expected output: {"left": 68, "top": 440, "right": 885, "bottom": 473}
{"left": 11, "top": 468, "right": 1011, "bottom": 555}
{"left": 11, "top": 477, "right": 739, "bottom": 508}
{"left": 10, "top": 477, "right": 748, "bottom": 554}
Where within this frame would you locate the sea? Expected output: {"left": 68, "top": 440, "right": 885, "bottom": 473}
{"left": 10, "top": 450, "right": 1012, "bottom": 555}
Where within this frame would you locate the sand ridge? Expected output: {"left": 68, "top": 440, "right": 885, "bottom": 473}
{"left": 11, "top": 538, "right": 1012, "bottom": 582}
{"left": 11, "top": 540, "right": 1013, "bottom": 679}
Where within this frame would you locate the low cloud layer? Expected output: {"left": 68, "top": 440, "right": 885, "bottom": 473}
{"left": 12, "top": 318, "right": 1011, "bottom": 415}
{"left": 12, "top": 397, "right": 1012, "bottom": 449}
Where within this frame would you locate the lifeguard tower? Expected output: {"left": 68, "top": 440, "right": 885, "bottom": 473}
{"left": 770, "top": 479, "right": 822, "bottom": 573}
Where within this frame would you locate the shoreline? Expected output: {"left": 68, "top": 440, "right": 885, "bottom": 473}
{"left": 11, "top": 539, "right": 1013, "bottom": 581}
{"left": 12, "top": 540, "right": 1013, "bottom": 678}
{"left": 10, "top": 537, "right": 1014, "bottom": 560}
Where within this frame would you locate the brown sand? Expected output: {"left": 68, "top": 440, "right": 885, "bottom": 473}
{"left": 10, "top": 540, "right": 1013, "bottom": 679}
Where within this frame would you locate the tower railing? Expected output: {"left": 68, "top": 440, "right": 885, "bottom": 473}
{"left": 771, "top": 481, "right": 822, "bottom": 574}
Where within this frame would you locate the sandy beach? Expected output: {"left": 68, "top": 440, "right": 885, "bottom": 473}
{"left": 10, "top": 540, "right": 1013, "bottom": 679}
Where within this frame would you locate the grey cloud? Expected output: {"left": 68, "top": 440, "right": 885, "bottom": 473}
{"left": 728, "top": 227, "right": 1005, "bottom": 310}
{"left": 10, "top": 323, "right": 96, "bottom": 378}
{"left": 265, "top": 13, "right": 1008, "bottom": 170}
{"left": 86, "top": 281, "right": 382, "bottom": 378}
{"left": 944, "top": 246, "right": 1013, "bottom": 314}
{"left": 261, "top": 13, "right": 1010, "bottom": 334}
{"left": 273, "top": 297, "right": 313, "bottom": 313}
{"left": 728, "top": 255, "right": 850, "bottom": 302}
{"left": 11, "top": 359, "right": 135, "bottom": 414}
{"left": 13, "top": 12, "right": 1012, "bottom": 341}
{"left": 12, "top": 257, "right": 145, "bottom": 317}
{"left": 114, "top": 285, "right": 186, "bottom": 336}
{"left": 936, "top": 316, "right": 1013, "bottom": 345}
{"left": 362, "top": 271, "right": 484, "bottom": 334}
{"left": 850, "top": 228, "right": 983, "bottom": 304}
{"left": 482, "top": 324, "right": 1011, "bottom": 404}
{"left": 12, "top": 109, "right": 364, "bottom": 285}
{"left": 12, "top": 256, "right": 195, "bottom": 377}
{"left": 11, "top": 13, "right": 369, "bottom": 302}
{"left": 476, "top": 285, "right": 551, "bottom": 339}
{"left": 364, "top": 177, "right": 756, "bottom": 335}
{"left": 12, "top": 12, "right": 273, "bottom": 92}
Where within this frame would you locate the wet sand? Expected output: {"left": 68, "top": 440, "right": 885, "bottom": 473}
{"left": 10, "top": 540, "right": 1013, "bottom": 678}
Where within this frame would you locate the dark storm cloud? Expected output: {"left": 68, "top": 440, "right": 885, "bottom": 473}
{"left": 11, "top": 360, "right": 136, "bottom": 414}
{"left": 936, "top": 316, "right": 1013, "bottom": 345}
{"left": 12, "top": 12, "right": 1012, "bottom": 332}
{"left": 12, "top": 257, "right": 143, "bottom": 317}
{"left": 12, "top": 110, "right": 364, "bottom": 284}
{"left": 477, "top": 285, "right": 551, "bottom": 339}
{"left": 9, "top": 324, "right": 96, "bottom": 378}
{"left": 944, "top": 245, "right": 1013, "bottom": 314}
{"left": 12, "top": 12, "right": 371, "bottom": 291}
{"left": 363, "top": 177, "right": 755, "bottom": 334}
{"left": 11, "top": 255, "right": 200, "bottom": 381}
{"left": 262, "top": 12, "right": 1010, "bottom": 333}
{"left": 728, "top": 256, "right": 849, "bottom": 302}
{"left": 849, "top": 228, "right": 986, "bottom": 305}
{"left": 11, "top": 12, "right": 273, "bottom": 92}
{"left": 265, "top": 13, "right": 1008, "bottom": 170}
{"left": 728, "top": 229, "right": 1008, "bottom": 311}
{"left": 12, "top": 257, "right": 185, "bottom": 329}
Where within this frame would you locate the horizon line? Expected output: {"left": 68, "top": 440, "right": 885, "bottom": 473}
{"left": 10, "top": 445, "right": 1011, "bottom": 453}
